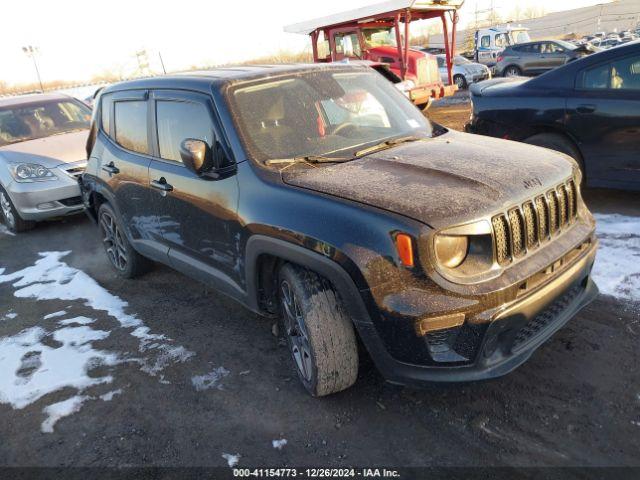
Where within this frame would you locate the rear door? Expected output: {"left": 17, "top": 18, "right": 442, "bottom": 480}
{"left": 97, "top": 91, "right": 167, "bottom": 260}
{"left": 566, "top": 52, "right": 640, "bottom": 188}
{"left": 146, "top": 89, "right": 242, "bottom": 294}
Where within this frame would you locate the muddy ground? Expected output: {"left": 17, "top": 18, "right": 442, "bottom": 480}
{"left": 0, "top": 96, "right": 639, "bottom": 471}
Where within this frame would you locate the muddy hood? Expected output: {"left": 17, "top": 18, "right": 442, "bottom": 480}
{"left": 0, "top": 130, "right": 88, "bottom": 167}
{"left": 282, "top": 131, "right": 574, "bottom": 229}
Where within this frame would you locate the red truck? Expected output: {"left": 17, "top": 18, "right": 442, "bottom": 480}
{"left": 285, "top": 0, "right": 464, "bottom": 110}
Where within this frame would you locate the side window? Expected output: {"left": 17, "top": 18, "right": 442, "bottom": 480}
{"left": 437, "top": 56, "right": 445, "bottom": 68}
{"left": 611, "top": 55, "right": 640, "bottom": 90}
{"left": 316, "top": 31, "right": 330, "bottom": 61}
{"left": 582, "top": 63, "right": 611, "bottom": 89}
{"left": 495, "top": 34, "right": 507, "bottom": 48}
{"left": 101, "top": 94, "right": 113, "bottom": 136}
{"left": 114, "top": 101, "right": 148, "bottom": 154}
{"left": 334, "top": 32, "right": 362, "bottom": 57}
{"left": 156, "top": 100, "right": 213, "bottom": 162}
{"left": 480, "top": 36, "right": 490, "bottom": 48}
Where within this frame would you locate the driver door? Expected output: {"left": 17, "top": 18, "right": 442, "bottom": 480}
{"left": 146, "top": 89, "right": 241, "bottom": 293}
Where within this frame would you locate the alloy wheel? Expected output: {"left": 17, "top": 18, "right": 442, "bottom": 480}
{"left": 505, "top": 67, "right": 520, "bottom": 77}
{"left": 455, "top": 76, "right": 466, "bottom": 89}
{"left": 0, "top": 192, "right": 15, "bottom": 229}
{"left": 99, "top": 211, "right": 128, "bottom": 271}
{"left": 280, "top": 280, "right": 314, "bottom": 382}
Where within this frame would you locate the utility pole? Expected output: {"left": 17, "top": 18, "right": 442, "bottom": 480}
{"left": 158, "top": 52, "right": 167, "bottom": 75}
{"left": 22, "top": 46, "right": 44, "bottom": 92}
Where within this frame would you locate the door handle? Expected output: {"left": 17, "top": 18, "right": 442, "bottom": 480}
{"left": 150, "top": 178, "right": 173, "bottom": 193}
{"left": 101, "top": 162, "right": 119, "bottom": 175}
{"left": 576, "top": 104, "right": 596, "bottom": 114}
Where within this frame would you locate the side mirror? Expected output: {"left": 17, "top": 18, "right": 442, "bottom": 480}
{"left": 180, "top": 139, "right": 214, "bottom": 175}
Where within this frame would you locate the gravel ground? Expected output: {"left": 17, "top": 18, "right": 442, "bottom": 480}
{"left": 0, "top": 99, "right": 638, "bottom": 470}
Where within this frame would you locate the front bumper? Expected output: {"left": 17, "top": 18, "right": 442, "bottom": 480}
{"left": 356, "top": 239, "right": 598, "bottom": 386}
{"left": 5, "top": 166, "right": 84, "bottom": 221}
{"left": 466, "top": 71, "right": 492, "bottom": 84}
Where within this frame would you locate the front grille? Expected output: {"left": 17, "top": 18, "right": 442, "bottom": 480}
{"left": 492, "top": 179, "right": 578, "bottom": 265}
{"left": 492, "top": 215, "right": 511, "bottom": 265}
{"left": 512, "top": 284, "right": 582, "bottom": 351}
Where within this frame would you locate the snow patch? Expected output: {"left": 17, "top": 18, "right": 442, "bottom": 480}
{"left": 0, "top": 251, "right": 194, "bottom": 432}
{"left": 0, "top": 326, "right": 117, "bottom": 409}
{"left": 99, "top": 389, "right": 123, "bottom": 402}
{"left": 2, "top": 311, "right": 17, "bottom": 320}
{"left": 0, "top": 251, "right": 194, "bottom": 374}
{"left": 41, "top": 395, "right": 90, "bottom": 433}
{"left": 593, "top": 214, "right": 640, "bottom": 302}
{"left": 192, "top": 367, "right": 230, "bottom": 392}
{"left": 58, "top": 316, "right": 95, "bottom": 326}
{"left": 272, "top": 439, "right": 288, "bottom": 450}
{"left": 222, "top": 453, "right": 240, "bottom": 467}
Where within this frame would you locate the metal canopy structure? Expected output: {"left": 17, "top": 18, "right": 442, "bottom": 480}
{"left": 284, "top": 0, "right": 464, "bottom": 35}
{"left": 284, "top": 0, "right": 464, "bottom": 86}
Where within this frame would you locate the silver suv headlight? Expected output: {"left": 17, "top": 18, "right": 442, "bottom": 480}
{"left": 8, "top": 163, "right": 58, "bottom": 183}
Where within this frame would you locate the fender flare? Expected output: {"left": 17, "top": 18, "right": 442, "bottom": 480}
{"left": 244, "top": 235, "right": 372, "bottom": 326}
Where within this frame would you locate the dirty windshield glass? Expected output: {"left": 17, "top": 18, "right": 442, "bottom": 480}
{"left": 0, "top": 100, "right": 91, "bottom": 147}
{"left": 227, "top": 69, "right": 432, "bottom": 162}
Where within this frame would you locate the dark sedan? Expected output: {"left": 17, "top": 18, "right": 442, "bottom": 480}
{"left": 467, "top": 41, "right": 640, "bottom": 191}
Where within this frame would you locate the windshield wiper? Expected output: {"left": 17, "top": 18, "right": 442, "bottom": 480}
{"left": 354, "top": 136, "right": 423, "bottom": 158}
{"left": 264, "top": 155, "right": 354, "bottom": 166}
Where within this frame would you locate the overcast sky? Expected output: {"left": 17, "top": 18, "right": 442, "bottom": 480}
{"left": 1, "top": 0, "right": 612, "bottom": 85}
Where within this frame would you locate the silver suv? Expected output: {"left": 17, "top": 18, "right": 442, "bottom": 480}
{"left": 0, "top": 93, "right": 90, "bottom": 233}
{"left": 496, "top": 40, "right": 596, "bottom": 77}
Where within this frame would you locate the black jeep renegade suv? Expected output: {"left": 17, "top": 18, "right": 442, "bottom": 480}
{"left": 80, "top": 64, "right": 598, "bottom": 396}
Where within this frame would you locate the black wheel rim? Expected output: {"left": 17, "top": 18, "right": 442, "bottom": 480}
{"left": 100, "top": 211, "right": 128, "bottom": 271}
{"left": 0, "top": 192, "right": 15, "bottom": 229}
{"left": 280, "top": 280, "right": 313, "bottom": 382}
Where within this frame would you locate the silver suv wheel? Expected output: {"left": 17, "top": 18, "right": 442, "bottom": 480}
{"left": 0, "top": 191, "right": 15, "bottom": 229}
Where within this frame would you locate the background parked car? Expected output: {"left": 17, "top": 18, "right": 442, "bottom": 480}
{"left": 497, "top": 40, "right": 598, "bottom": 77}
{"left": 436, "top": 54, "right": 491, "bottom": 89}
{"left": 0, "top": 93, "right": 90, "bottom": 232}
{"left": 467, "top": 41, "right": 640, "bottom": 191}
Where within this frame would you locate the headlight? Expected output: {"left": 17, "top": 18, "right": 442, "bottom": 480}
{"left": 9, "top": 163, "right": 58, "bottom": 182}
{"left": 434, "top": 234, "right": 469, "bottom": 269}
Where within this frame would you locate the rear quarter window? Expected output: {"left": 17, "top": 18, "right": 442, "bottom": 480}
{"left": 101, "top": 94, "right": 113, "bottom": 136}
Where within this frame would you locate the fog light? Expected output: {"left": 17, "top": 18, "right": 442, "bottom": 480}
{"left": 416, "top": 313, "right": 465, "bottom": 336}
{"left": 37, "top": 202, "right": 57, "bottom": 210}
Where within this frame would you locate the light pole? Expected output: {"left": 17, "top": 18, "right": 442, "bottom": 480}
{"left": 22, "top": 46, "right": 44, "bottom": 92}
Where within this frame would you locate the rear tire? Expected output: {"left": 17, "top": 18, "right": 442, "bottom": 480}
{"left": 524, "top": 133, "right": 585, "bottom": 183}
{"left": 278, "top": 263, "right": 359, "bottom": 397}
{"left": 503, "top": 65, "right": 522, "bottom": 77}
{"left": 97, "top": 203, "right": 151, "bottom": 278}
{"left": 0, "top": 185, "right": 35, "bottom": 233}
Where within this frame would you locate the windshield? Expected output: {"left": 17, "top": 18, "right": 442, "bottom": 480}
{"left": 555, "top": 39, "right": 578, "bottom": 50}
{"left": 0, "top": 99, "right": 91, "bottom": 147}
{"left": 363, "top": 28, "right": 398, "bottom": 48}
{"left": 454, "top": 56, "right": 471, "bottom": 65}
{"left": 510, "top": 30, "right": 531, "bottom": 44}
{"left": 226, "top": 69, "right": 433, "bottom": 162}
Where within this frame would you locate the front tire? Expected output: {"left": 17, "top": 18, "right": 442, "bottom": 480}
{"left": 0, "top": 185, "right": 35, "bottom": 233}
{"left": 98, "top": 203, "right": 151, "bottom": 278}
{"left": 454, "top": 74, "right": 468, "bottom": 90}
{"left": 278, "top": 264, "right": 359, "bottom": 397}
